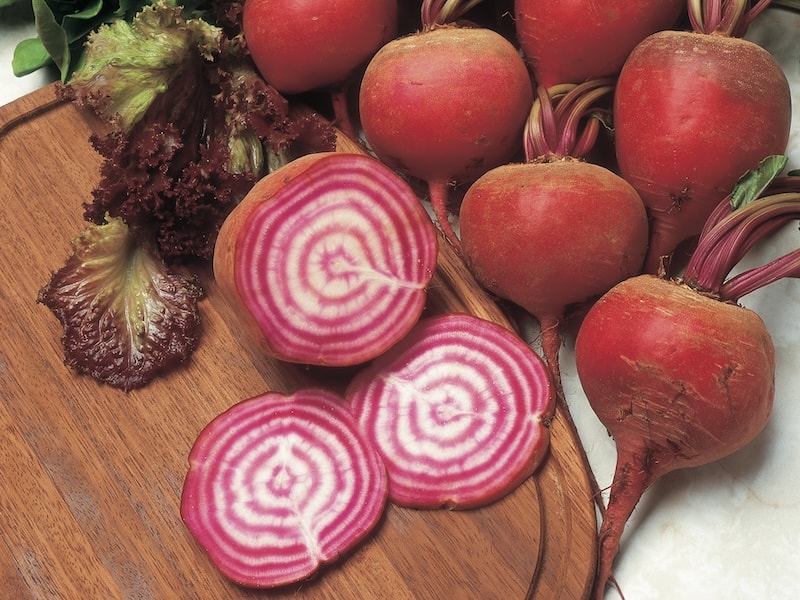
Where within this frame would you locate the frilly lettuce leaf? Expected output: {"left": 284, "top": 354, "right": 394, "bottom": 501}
{"left": 38, "top": 216, "right": 203, "bottom": 391}
{"left": 36, "top": 0, "right": 336, "bottom": 390}
{"left": 12, "top": 0, "right": 155, "bottom": 79}
{"left": 66, "top": 0, "right": 223, "bottom": 131}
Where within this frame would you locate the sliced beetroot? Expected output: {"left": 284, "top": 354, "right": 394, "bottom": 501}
{"left": 345, "top": 313, "right": 554, "bottom": 509}
{"left": 180, "top": 388, "right": 388, "bottom": 588}
{"left": 213, "top": 152, "right": 439, "bottom": 366}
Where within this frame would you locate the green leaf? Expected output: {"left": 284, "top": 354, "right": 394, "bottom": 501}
{"left": 31, "top": 0, "right": 71, "bottom": 80}
{"left": 0, "top": 0, "right": 27, "bottom": 7}
{"left": 11, "top": 38, "right": 53, "bottom": 76}
{"left": 730, "top": 155, "right": 789, "bottom": 210}
{"left": 66, "top": 1, "right": 222, "bottom": 131}
{"left": 60, "top": 0, "right": 105, "bottom": 40}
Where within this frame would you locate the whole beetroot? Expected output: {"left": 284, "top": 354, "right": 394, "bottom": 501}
{"left": 460, "top": 80, "right": 648, "bottom": 403}
{"left": 613, "top": 0, "right": 792, "bottom": 274}
{"left": 359, "top": 0, "right": 533, "bottom": 250}
{"left": 576, "top": 162, "right": 800, "bottom": 598}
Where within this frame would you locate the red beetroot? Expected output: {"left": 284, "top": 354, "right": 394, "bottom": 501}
{"left": 345, "top": 313, "right": 554, "bottom": 509}
{"left": 514, "top": 0, "right": 684, "bottom": 87}
{"left": 213, "top": 152, "right": 438, "bottom": 367}
{"left": 613, "top": 0, "right": 792, "bottom": 274}
{"left": 242, "top": 0, "right": 398, "bottom": 137}
{"left": 180, "top": 388, "right": 388, "bottom": 588}
{"left": 459, "top": 80, "right": 648, "bottom": 408}
{"left": 578, "top": 276, "right": 775, "bottom": 599}
{"left": 358, "top": 0, "right": 533, "bottom": 251}
{"left": 576, "top": 163, "right": 800, "bottom": 599}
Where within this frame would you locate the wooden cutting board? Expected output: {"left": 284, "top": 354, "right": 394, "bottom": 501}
{"left": 0, "top": 84, "right": 597, "bottom": 600}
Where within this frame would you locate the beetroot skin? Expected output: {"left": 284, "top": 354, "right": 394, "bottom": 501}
{"left": 459, "top": 159, "right": 648, "bottom": 322}
{"left": 614, "top": 30, "right": 792, "bottom": 273}
{"left": 242, "top": 0, "right": 398, "bottom": 94}
{"left": 359, "top": 26, "right": 532, "bottom": 186}
{"left": 575, "top": 274, "right": 775, "bottom": 599}
{"left": 514, "top": 0, "right": 684, "bottom": 87}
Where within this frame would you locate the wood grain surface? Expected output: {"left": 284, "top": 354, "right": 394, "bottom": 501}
{"left": 0, "top": 84, "right": 597, "bottom": 600}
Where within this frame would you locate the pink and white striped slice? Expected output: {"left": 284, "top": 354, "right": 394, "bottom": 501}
{"left": 345, "top": 313, "right": 555, "bottom": 509}
{"left": 180, "top": 389, "right": 388, "bottom": 587}
{"left": 235, "top": 153, "right": 438, "bottom": 366}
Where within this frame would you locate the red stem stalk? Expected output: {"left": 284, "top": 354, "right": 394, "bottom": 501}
{"left": 688, "top": 0, "right": 774, "bottom": 36}
{"left": 421, "top": 0, "right": 486, "bottom": 27}
{"left": 683, "top": 191, "right": 800, "bottom": 300}
{"left": 523, "top": 80, "right": 614, "bottom": 162}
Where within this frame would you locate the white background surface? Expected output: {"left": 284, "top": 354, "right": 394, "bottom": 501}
{"left": 1, "top": 6, "right": 799, "bottom": 600}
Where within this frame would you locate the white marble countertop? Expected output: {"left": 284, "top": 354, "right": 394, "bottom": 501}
{"left": 1, "top": 6, "right": 799, "bottom": 600}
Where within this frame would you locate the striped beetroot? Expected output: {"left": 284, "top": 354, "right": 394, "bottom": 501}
{"left": 213, "top": 152, "right": 439, "bottom": 366}
{"left": 180, "top": 388, "right": 388, "bottom": 588}
{"left": 345, "top": 313, "right": 554, "bottom": 509}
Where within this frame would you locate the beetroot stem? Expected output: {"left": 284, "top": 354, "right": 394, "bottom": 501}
{"left": 718, "top": 0, "right": 747, "bottom": 34}
{"left": 421, "top": 0, "right": 486, "bottom": 27}
{"left": 683, "top": 192, "right": 800, "bottom": 298}
{"left": 524, "top": 84, "right": 561, "bottom": 159}
{"left": 555, "top": 81, "right": 613, "bottom": 157}
{"left": 739, "top": 0, "right": 775, "bottom": 34}
{"left": 523, "top": 80, "right": 614, "bottom": 162}
{"left": 688, "top": 0, "right": 774, "bottom": 36}
{"left": 721, "top": 249, "right": 800, "bottom": 300}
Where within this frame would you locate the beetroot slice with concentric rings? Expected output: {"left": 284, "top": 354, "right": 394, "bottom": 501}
{"left": 180, "top": 388, "right": 389, "bottom": 588}
{"left": 213, "top": 152, "right": 439, "bottom": 367}
{"left": 345, "top": 313, "right": 555, "bottom": 509}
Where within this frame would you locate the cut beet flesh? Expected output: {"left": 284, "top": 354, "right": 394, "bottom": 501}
{"left": 214, "top": 152, "right": 439, "bottom": 367}
{"left": 345, "top": 313, "right": 555, "bottom": 509}
{"left": 180, "top": 388, "right": 388, "bottom": 587}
